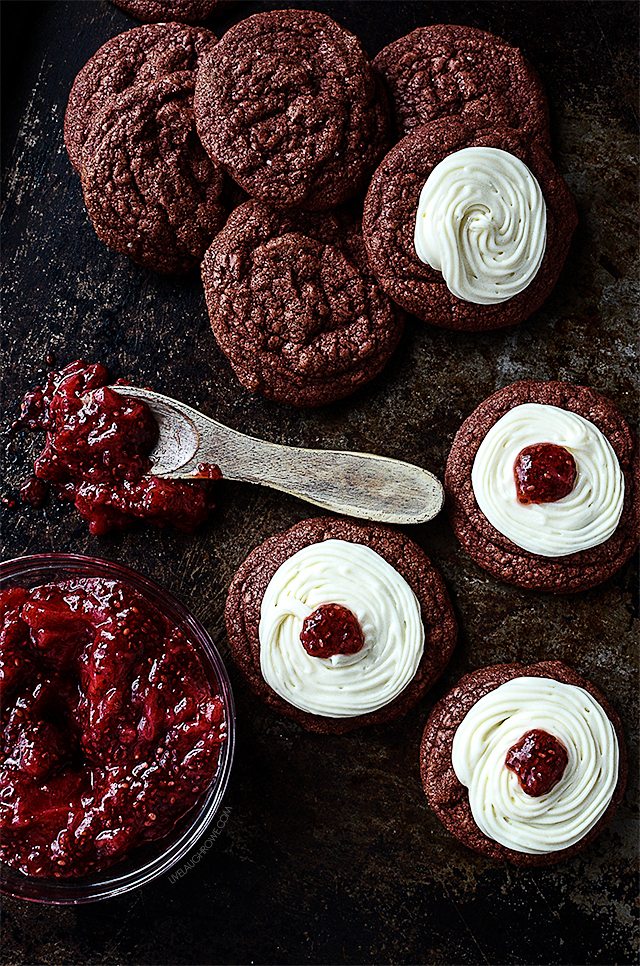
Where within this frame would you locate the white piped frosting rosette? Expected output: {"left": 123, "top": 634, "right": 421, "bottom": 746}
{"left": 258, "top": 539, "right": 425, "bottom": 717}
{"left": 451, "top": 676, "right": 619, "bottom": 855}
{"left": 471, "top": 403, "right": 624, "bottom": 556}
{"left": 414, "top": 146, "right": 547, "bottom": 305}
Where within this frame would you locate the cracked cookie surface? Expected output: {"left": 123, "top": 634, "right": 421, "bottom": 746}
{"left": 445, "top": 380, "right": 640, "bottom": 592}
{"left": 194, "top": 8, "right": 389, "bottom": 210}
{"left": 374, "top": 24, "right": 550, "bottom": 146}
{"left": 111, "top": 0, "right": 223, "bottom": 24}
{"left": 225, "top": 517, "right": 457, "bottom": 733}
{"left": 81, "top": 72, "right": 226, "bottom": 274}
{"left": 64, "top": 22, "right": 216, "bottom": 172}
{"left": 201, "top": 200, "right": 403, "bottom": 406}
{"left": 363, "top": 117, "right": 576, "bottom": 331}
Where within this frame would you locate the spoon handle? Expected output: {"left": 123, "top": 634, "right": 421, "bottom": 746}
{"left": 238, "top": 441, "right": 444, "bottom": 525}
{"left": 193, "top": 418, "right": 443, "bottom": 525}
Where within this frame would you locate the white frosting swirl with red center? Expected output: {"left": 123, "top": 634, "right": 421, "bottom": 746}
{"left": 451, "top": 676, "right": 619, "bottom": 854}
{"left": 471, "top": 403, "right": 624, "bottom": 556}
{"left": 258, "top": 539, "right": 424, "bottom": 717}
{"left": 414, "top": 146, "right": 547, "bottom": 304}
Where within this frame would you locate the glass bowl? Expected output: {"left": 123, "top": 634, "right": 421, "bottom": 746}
{"left": 0, "top": 553, "right": 235, "bottom": 904}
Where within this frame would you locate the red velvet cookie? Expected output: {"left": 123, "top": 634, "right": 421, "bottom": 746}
{"left": 81, "top": 72, "right": 226, "bottom": 274}
{"left": 194, "top": 9, "right": 389, "bottom": 210}
{"left": 111, "top": 0, "right": 223, "bottom": 24}
{"left": 445, "top": 380, "right": 640, "bottom": 592}
{"left": 225, "top": 517, "right": 457, "bottom": 733}
{"left": 64, "top": 22, "right": 216, "bottom": 173}
{"left": 374, "top": 24, "right": 550, "bottom": 146}
{"left": 201, "top": 201, "right": 404, "bottom": 406}
{"left": 363, "top": 117, "right": 576, "bottom": 331}
{"left": 420, "top": 661, "right": 627, "bottom": 866}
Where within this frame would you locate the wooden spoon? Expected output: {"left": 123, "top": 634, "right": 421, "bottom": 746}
{"left": 111, "top": 386, "right": 444, "bottom": 525}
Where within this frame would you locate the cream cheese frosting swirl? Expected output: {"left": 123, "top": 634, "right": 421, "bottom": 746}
{"left": 258, "top": 539, "right": 424, "bottom": 717}
{"left": 451, "top": 676, "right": 619, "bottom": 854}
{"left": 471, "top": 403, "right": 624, "bottom": 556}
{"left": 414, "top": 146, "right": 547, "bottom": 304}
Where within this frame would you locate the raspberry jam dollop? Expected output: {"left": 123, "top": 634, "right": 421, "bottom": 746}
{"left": 17, "top": 360, "right": 221, "bottom": 535}
{"left": 299, "top": 604, "right": 365, "bottom": 659}
{"left": 513, "top": 442, "right": 577, "bottom": 505}
{"left": 505, "top": 729, "right": 569, "bottom": 797}
{"left": 0, "top": 577, "right": 227, "bottom": 879}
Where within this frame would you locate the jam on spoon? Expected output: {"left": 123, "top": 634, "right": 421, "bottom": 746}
{"left": 16, "top": 360, "right": 221, "bottom": 535}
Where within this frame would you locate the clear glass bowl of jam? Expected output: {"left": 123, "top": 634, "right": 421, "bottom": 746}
{"left": 0, "top": 554, "right": 235, "bottom": 904}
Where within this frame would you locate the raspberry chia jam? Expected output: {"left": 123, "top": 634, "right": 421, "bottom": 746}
{"left": 0, "top": 566, "right": 229, "bottom": 879}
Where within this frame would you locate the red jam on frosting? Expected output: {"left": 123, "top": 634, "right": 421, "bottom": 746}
{"left": 513, "top": 442, "right": 577, "bottom": 505}
{"left": 0, "top": 577, "right": 226, "bottom": 878}
{"left": 505, "top": 729, "right": 569, "bottom": 797}
{"left": 299, "top": 603, "right": 365, "bottom": 659}
{"left": 17, "top": 360, "right": 221, "bottom": 536}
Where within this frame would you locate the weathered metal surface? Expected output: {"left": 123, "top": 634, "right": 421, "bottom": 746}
{"left": 1, "top": 2, "right": 638, "bottom": 963}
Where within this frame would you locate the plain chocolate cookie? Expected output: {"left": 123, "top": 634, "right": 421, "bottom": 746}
{"left": 445, "top": 380, "right": 640, "bottom": 592}
{"left": 374, "top": 24, "right": 550, "bottom": 146}
{"left": 201, "top": 200, "right": 404, "bottom": 406}
{"left": 81, "top": 72, "right": 226, "bottom": 274}
{"left": 225, "top": 517, "right": 457, "bottom": 733}
{"left": 111, "top": 0, "right": 222, "bottom": 24}
{"left": 64, "top": 22, "right": 216, "bottom": 172}
{"left": 194, "top": 9, "right": 389, "bottom": 210}
{"left": 363, "top": 117, "right": 576, "bottom": 331}
{"left": 420, "top": 660, "right": 627, "bottom": 866}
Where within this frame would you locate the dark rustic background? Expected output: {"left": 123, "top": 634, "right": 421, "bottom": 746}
{"left": 1, "top": 1, "right": 638, "bottom": 963}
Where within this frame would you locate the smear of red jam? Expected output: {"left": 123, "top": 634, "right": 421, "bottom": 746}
{"left": 505, "top": 729, "right": 569, "bottom": 797}
{"left": 513, "top": 442, "right": 577, "bottom": 505}
{"left": 299, "top": 604, "right": 365, "bottom": 659}
{"left": 19, "top": 477, "right": 48, "bottom": 509}
{"left": 16, "top": 360, "right": 221, "bottom": 536}
{"left": 0, "top": 577, "right": 226, "bottom": 878}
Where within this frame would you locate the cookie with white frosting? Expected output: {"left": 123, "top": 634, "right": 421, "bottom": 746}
{"left": 373, "top": 24, "right": 550, "bottom": 146}
{"left": 445, "top": 380, "right": 640, "bottom": 592}
{"left": 420, "top": 661, "right": 627, "bottom": 866}
{"left": 362, "top": 117, "right": 576, "bottom": 330}
{"left": 224, "top": 517, "right": 457, "bottom": 733}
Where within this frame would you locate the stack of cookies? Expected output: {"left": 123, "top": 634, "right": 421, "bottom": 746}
{"left": 64, "top": 22, "right": 226, "bottom": 274}
{"left": 65, "top": 10, "right": 576, "bottom": 406}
